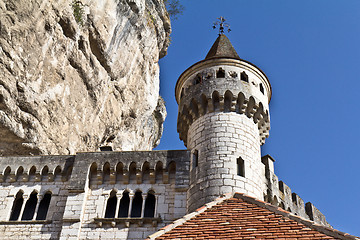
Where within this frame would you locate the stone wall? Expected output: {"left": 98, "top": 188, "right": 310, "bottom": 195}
{"left": 187, "top": 112, "right": 266, "bottom": 213}
{"left": 0, "top": 150, "right": 190, "bottom": 239}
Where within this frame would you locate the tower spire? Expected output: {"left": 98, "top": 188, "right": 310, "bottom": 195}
{"left": 205, "top": 34, "right": 240, "bottom": 60}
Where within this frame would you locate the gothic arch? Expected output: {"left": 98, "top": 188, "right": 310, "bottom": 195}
{"left": 103, "top": 162, "right": 111, "bottom": 183}
{"left": 116, "top": 162, "right": 124, "bottom": 183}
{"left": 130, "top": 190, "right": 142, "bottom": 217}
{"left": 3, "top": 166, "right": 11, "bottom": 182}
{"left": 36, "top": 191, "right": 52, "bottom": 220}
{"left": 224, "top": 90, "right": 233, "bottom": 112}
{"left": 129, "top": 162, "right": 137, "bottom": 183}
{"left": 16, "top": 166, "right": 24, "bottom": 180}
{"left": 104, "top": 190, "right": 117, "bottom": 218}
{"left": 144, "top": 190, "right": 156, "bottom": 218}
{"left": 142, "top": 161, "right": 150, "bottom": 184}
{"left": 54, "top": 166, "right": 62, "bottom": 181}
{"left": 28, "top": 166, "right": 36, "bottom": 181}
{"left": 212, "top": 91, "right": 220, "bottom": 111}
{"left": 89, "top": 162, "right": 98, "bottom": 187}
{"left": 245, "top": 96, "right": 256, "bottom": 118}
{"left": 155, "top": 161, "right": 163, "bottom": 183}
{"left": 236, "top": 92, "right": 246, "bottom": 114}
{"left": 21, "top": 190, "right": 38, "bottom": 220}
{"left": 9, "top": 190, "right": 24, "bottom": 221}
{"left": 118, "top": 190, "right": 130, "bottom": 218}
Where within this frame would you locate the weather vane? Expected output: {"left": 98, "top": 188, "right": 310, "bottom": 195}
{"left": 212, "top": 16, "right": 231, "bottom": 35}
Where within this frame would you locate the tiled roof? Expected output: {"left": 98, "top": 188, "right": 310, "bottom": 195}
{"left": 148, "top": 193, "right": 358, "bottom": 240}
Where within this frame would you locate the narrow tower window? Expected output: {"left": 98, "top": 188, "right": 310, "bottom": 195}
{"left": 21, "top": 191, "right": 38, "bottom": 220}
{"left": 237, "top": 157, "right": 245, "bottom": 177}
{"left": 130, "top": 191, "right": 142, "bottom": 217}
{"left": 241, "top": 71, "right": 248, "bottom": 82}
{"left": 260, "top": 83, "right": 264, "bottom": 94}
{"left": 104, "top": 190, "right": 117, "bottom": 218}
{"left": 9, "top": 191, "right": 24, "bottom": 221}
{"left": 216, "top": 68, "right": 225, "bottom": 78}
{"left": 195, "top": 74, "right": 202, "bottom": 84}
{"left": 144, "top": 191, "right": 156, "bottom": 218}
{"left": 118, "top": 191, "right": 130, "bottom": 218}
{"left": 168, "top": 161, "right": 176, "bottom": 184}
{"left": 36, "top": 192, "right": 52, "bottom": 220}
{"left": 192, "top": 150, "right": 198, "bottom": 169}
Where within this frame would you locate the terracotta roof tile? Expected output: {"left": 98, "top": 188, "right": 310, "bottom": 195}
{"left": 148, "top": 193, "right": 359, "bottom": 240}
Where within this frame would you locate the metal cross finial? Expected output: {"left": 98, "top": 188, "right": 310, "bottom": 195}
{"left": 212, "top": 16, "right": 231, "bottom": 35}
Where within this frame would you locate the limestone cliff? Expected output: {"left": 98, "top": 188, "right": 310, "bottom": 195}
{"left": 0, "top": 0, "right": 170, "bottom": 155}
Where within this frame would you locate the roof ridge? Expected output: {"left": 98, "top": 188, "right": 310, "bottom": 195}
{"left": 147, "top": 192, "right": 359, "bottom": 240}
{"left": 233, "top": 193, "right": 359, "bottom": 240}
{"left": 147, "top": 193, "right": 232, "bottom": 240}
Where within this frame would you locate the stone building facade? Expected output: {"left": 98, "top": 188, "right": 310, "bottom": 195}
{"left": 0, "top": 34, "right": 337, "bottom": 239}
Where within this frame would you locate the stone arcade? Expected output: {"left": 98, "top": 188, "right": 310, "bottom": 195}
{"left": 0, "top": 34, "right": 357, "bottom": 240}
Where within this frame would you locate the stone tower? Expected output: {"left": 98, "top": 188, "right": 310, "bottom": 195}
{"left": 176, "top": 34, "right": 272, "bottom": 212}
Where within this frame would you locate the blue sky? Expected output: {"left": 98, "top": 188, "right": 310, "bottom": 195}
{"left": 156, "top": 0, "right": 360, "bottom": 236}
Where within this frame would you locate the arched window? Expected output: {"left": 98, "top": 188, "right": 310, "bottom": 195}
{"left": 16, "top": 166, "right": 24, "bottom": 181}
{"left": 142, "top": 162, "right": 150, "bottom": 184}
{"left": 9, "top": 191, "right": 24, "bottom": 221}
{"left": 21, "top": 191, "right": 38, "bottom": 220}
{"left": 241, "top": 71, "right": 248, "bottom": 82}
{"left": 118, "top": 191, "right": 130, "bottom": 218}
{"left": 36, "top": 192, "right": 52, "bottom": 220}
{"left": 89, "top": 163, "right": 97, "bottom": 186}
{"left": 4, "top": 166, "right": 11, "bottom": 182}
{"left": 104, "top": 190, "right": 117, "bottom": 218}
{"left": 41, "top": 166, "right": 49, "bottom": 181}
{"left": 103, "top": 162, "right": 111, "bottom": 183}
{"left": 28, "top": 166, "right": 36, "bottom": 181}
{"left": 130, "top": 191, "right": 142, "bottom": 217}
{"left": 224, "top": 91, "right": 233, "bottom": 112}
{"left": 144, "top": 192, "right": 156, "bottom": 218}
{"left": 237, "top": 157, "right": 245, "bottom": 177}
{"left": 155, "top": 162, "right": 163, "bottom": 183}
{"left": 216, "top": 68, "right": 225, "bottom": 78}
{"left": 212, "top": 91, "right": 220, "bottom": 111}
{"left": 129, "top": 162, "right": 137, "bottom": 183}
{"left": 54, "top": 166, "right": 62, "bottom": 181}
{"left": 116, "top": 162, "right": 123, "bottom": 183}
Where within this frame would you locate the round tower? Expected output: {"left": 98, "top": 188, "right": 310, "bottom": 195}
{"left": 176, "top": 34, "right": 272, "bottom": 212}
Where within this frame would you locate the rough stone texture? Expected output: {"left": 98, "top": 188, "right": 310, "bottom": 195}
{"left": 0, "top": 0, "right": 170, "bottom": 156}
{"left": 187, "top": 112, "right": 266, "bottom": 213}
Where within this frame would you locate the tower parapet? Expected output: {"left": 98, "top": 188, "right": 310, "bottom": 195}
{"left": 176, "top": 34, "right": 272, "bottom": 212}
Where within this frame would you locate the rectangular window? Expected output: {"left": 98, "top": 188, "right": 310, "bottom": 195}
{"left": 192, "top": 150, "right": 198, "bottom": 169}
{"left": 237, "top": 157, "right": 245, "bottom": 177}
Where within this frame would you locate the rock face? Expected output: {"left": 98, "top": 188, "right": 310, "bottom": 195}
{"left": 0, "top": 0, "right": 170, "bottom": 155}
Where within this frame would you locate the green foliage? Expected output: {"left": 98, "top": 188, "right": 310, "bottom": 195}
{"left": 71, "top": 0, "right": 85, "bottom": 26}
{"left": 164, "top": 0, "right": 184, "bottom": 20}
